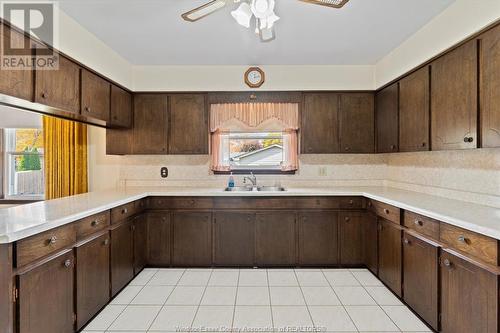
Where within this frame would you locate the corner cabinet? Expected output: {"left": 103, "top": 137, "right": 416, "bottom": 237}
{"left": 17, "top": 250, "right": 75, "bottom": 333}
{"left": 431, "top": 40, "right": 478, "bottom": 150}
{"left": 376, "top": 83, "right": 399, "bottom": 153}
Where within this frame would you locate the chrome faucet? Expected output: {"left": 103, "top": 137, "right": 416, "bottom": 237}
{"left": 243, "top": 172, "right": 257, "bottom": 187}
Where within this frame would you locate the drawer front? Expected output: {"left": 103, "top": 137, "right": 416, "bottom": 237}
{"left": 148, "top": 197, "right": 214, "bottom": 210}
{"left": 368, "top": 200, "right": 401, "bottom": 224}
{"left": 403, "top": 211, "right": 440, "bottom": 240}
{"left": 339, "top": 197, "right": 365, "bottom": 209}
{"left": 440, "top": 223, "right": 498, "bottom": 265}
{"left": 111, "top": 202, "right": 137, "bottom": 224}
{"left": 16, "top": 224, "right": 76, "bottom": 267}
{"left": 76, "top": 211, "right": 110, "bottom": 240}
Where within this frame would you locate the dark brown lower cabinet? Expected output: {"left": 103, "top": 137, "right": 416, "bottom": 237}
{"left": 298, "top": 212, "right": 338, "bottom": 265}
{"left": 75, "top": 233, "right": 110, "bottom": 330}
{"left": 110, "top": 220, "right": 134, "bottom": 296}
{"left": 440, "top": 250, "right": 498, "bottom": 333}
{"left": 402, "top": 232, "right": 438, "bottom": 331}
{"left": 378, "top": 218, "right": 402, "bottom": 297}
{"left": 172, "top": 212, "right": 212, "bottom": 266}
{"left": 339, "top": 212, "right": 365, "bottom": 265}
{"left": 256, "top": 211, "right": 296, "bottom": 266}
{"left": 147, "top": 212, "right": 172, "bottom": 266}
{"left": 364, "top": 212, "right": 378, "bottom": 274}
{"left": 133, "top": 214, "right": 147, "bottom": 274}
{"left": 214, "top": 212, "right": 255, "bottom": 266}
{"left": 17, "top": 250, "right": 74, "bottom": 333}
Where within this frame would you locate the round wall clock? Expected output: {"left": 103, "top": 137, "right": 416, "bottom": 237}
{"left": 244, "top": 67, "right": 265, "bottom": 88}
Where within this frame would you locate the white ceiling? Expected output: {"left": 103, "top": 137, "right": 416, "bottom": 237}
{"left": 58, "top": 0, "right": 455, "bottom": 66}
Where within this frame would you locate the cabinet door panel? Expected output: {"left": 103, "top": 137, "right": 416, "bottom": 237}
{"left": 440, "top": 250, "right": 498, "bottom": 333}
{"left": 35, "top": 53, "right": 80, "bottom": 114}
{"left": 81, "top": 69, "right": 110, "bottom": 122}
{"left": 172, "top": 212, "right": 212, "bottom": 266}
{"left": 256, "top": 212, "right": 296, "bottom": 266}
{"left": 431, "top": 40, "right": 478, "bottom": 150}
{"left": 339, "top": 212, "right": 365, "bottom": 265}
{"left": 301, "top": 93, "right": 340, "bottom": 153}
{"left": 376, "top": 83, "right": 399, "bottom": 153}
{"left": 214, "top": 212, "right": 255, "bottom": 266}
{"left": 402, "top": 232, "right": 438, "bottom": 331}
{"left": 148, "top": 212, "right": 172, "bottom": 266}
{"left": 378, "top": 219, "right": 402, "bottom": 296}
{"left": 0, "top": 25, "right": 33, "bottom": 100}
{"left": 399, "top": 66, "right": 430, "bottom": 152}
{"left": 298, "top": 212, "right": 338, "bottom": 265}
{"left": 110, "top": 221, "right": 134, "bottom": 296}
{"left": 364, "top": 212, "right": 378, "bottom": 274}
{"left": 133, "top": 215, "right": 148, "bottom": 274}
{"left": 340, "top": 93, "right": 375, "bottom": 153}
{"left": 133, "top": 94, "right": 168, "bottom": 154}
{"left": 18, "top": 251, "right": 74, "bottom": 333}
{"left": 110, "top": 85, "right": 132, "bottom": 128}
{"left": 169, "top": 94, "right": 208, "bottom": 154}
{"left": 480, "top": 24, "right": 500, "bottom": 148}
{"left": 76, "top": 233, "right": 110, "bottom": 330}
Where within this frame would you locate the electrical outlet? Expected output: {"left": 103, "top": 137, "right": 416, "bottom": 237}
{"left": 160, "top": 167, "right": 168, "bottom": 178}
{"left": 318, "top": 166, "right": 327, "bottom": 177}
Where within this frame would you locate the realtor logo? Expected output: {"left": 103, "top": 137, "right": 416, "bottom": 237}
{"left": 0, "top": 1, "right": 59, "bottom": 70}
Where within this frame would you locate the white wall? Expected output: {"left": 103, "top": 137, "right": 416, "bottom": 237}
{"left": 375, "top": 0, "right": 500, "bottom": 87}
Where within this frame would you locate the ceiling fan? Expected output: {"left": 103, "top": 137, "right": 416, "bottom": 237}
{"left": 182, "top": 0, "right": 350, "bottom": 42}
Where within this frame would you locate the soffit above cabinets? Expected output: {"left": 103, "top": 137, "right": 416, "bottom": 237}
{"left": 57, "top": 0, "right": 455, "bottom": 66}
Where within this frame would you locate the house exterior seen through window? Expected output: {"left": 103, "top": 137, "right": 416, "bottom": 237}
{"left": 228, "top": 132, "right": 284, "bottom": 170}
{"left": 4, "top": 128, "right": 45, "bottom": 199}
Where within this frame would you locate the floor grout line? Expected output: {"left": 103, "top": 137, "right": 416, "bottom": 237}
{"left": 188, "top": 269, "right": 215, "bottom": 333}
{"left": 293, "top": 270, "right": 318, "bottom": 331}
{"left": 321, "top": 269, "right": 360, "bottom": 333}
{"left": 265, "top": 269, "right": 275, "bottom": 332}
{"left": 230, "top": 269, "right": 241, "bottom": 332}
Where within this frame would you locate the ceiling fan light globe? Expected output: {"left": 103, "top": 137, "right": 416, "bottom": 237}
{"left": 231, "top": 2, "right": 253, "bottom": 28}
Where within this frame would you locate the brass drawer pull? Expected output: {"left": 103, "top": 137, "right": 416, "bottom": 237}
{"left": 91, "top": 220, "right": 100, "bottom": 227}
{"left": 457, "top": 235, "right": 468, "bottom": 244}
{"left": 64, "top": 259, "right": 72, "bottom": 268}
{"left": 344, "top": 217, "right": 350, "bottom": 222}
{"left": 443, "top": 259, "right": 452, "bottom": 267}
{"left": 414, "top": 220, "right": 423, "bottom": 226}
{"left": 403, "top": 238, "right": 410, "bottom": 245}
{"left": 383, "top": 208, "right": 390, "bottom": 214}
{"left": 103, "top": 239, "right": 109, "bottom": 246}
{"left": 48, "top": 236, "right": 57, "bottom": 245}
{"left": 122, "top": 208, "right": 128, "bottom": 214}
{"left": 348, "top": 199, "right": 354, "bottom": 205}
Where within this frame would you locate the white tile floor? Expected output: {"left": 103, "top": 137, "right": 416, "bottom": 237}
{"left": 82, "top": 268, "right": 431, "bottom": 333}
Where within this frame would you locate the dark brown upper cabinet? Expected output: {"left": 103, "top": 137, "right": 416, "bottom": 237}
{"left": 17, "top": 250, "right": 74, "bottom": 333}
{"left": 298, "top": 212, "right": 338, "bottom": 266}
{"left": 169, "top": 94, "right": 208, "bottom": 154}
{"left": 376, "top": 83, "right": 399, "bottom": 153}
{"left": 431, "top": 40, "right": 478, "bottom": 150}
{"left": 0, "top": 24, "right": 33, "bottom": 101}
{"left": 110, "top": 85, "right": 133, "bottom": 128}
{"left": 339, "top": 93, "right": 375, "bottom": 153}
{"left": 399, "top": 66, "right": 430, "bottom": 152}
{"left": 440, "top": 249, "right": 498, "bottom": 333}
{"left": 81, "top": 68, "right": 110, "bottom": 122}
{"left": 479, "top": 24, "right": 500, "bottom": 148}
{"left": 35, "top": 52, "right": 80, "bottom": 114}
{"left": 133, "top": 94, "right": 169, "bottom": 154}
{"left": 301, "top": 93, "right": 340, "bottom": 154}
{"left": 214, "top": 212, "right": 255, "bottom": 266}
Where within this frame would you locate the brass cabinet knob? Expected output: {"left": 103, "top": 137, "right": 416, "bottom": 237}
{"left": 84, "top": 106, "right": 91, "bottom": 112}
{"left": 390, "top": 144, "right": 396, "bottom": 150}
{"left": 64, "top": 259, "right": 72, "bottom": 268}
{"left": 122, "top": 208, "right": 128, "bottom": 214}
{"left": 41, "top": 92, "right": 47, "bottom": 99}
{"left": 457, "top": 235, "right": 468, "bottom": 243}
{"left": 383, "top": 208, "right": 390, "bottom": 214}
{"left": 421, "top": 142, "right": 427, "bottom": 147}
{"left": 403, "top": 238, "right": 410, "bottom": 245}
{"left": 91, "top": 220, "right": 100, "bottom": 227}
{"left": 443, "top": 259, "right": 452, "bottom": 267}
{"left": 348, "top": 199, "right": 354, "bottom": 205}
{"left": 463, "top": 137, "right": 474, "bottom": 143}
{"left": 48, "top": 236, "right": 57, "bottom": 245}
{"left": 414, "top": 220, "right": 423, "bottom": 226}
{"left": 103, "top": 239, "right": 109, "bottom": 246}
{"left": 344, "top": 217, "right": 350, "bottom": 222}
{"left": 344, "top": 147, "right": 350, "bottom": 151}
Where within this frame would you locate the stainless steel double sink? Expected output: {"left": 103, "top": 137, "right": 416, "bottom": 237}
{"left": 224, "top": 186, "right": 286, "bottom": 192}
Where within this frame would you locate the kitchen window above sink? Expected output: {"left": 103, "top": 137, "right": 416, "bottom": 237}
{"left": 210, "top": 102, "right": 299, "bottom": 174}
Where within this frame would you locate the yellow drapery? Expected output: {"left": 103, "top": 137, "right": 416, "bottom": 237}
{"left": 43, "top": 116, "right": 88, "bottom": 200}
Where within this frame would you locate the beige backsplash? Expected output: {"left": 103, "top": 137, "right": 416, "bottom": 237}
{"left": 88, "top": 127, "right": 500, "bottom": 208}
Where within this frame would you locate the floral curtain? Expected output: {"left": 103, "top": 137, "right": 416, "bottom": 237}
{"left": 210, "top": 103, "right": 299, "bottom": 172}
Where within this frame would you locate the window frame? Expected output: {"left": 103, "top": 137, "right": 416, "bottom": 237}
{"left": 3, "top": 128, "right": 45, "bottom": 200}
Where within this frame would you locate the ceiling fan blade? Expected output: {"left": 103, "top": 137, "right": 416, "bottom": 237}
{"left": 299, "top": 0, "right": 350, "bottom": 9}
{"left": 182, "top": 0, "right": 226, "bottom": 22}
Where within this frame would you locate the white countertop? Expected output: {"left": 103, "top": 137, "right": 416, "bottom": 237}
{"left": 0, "top": 186, "right": 499, "bottom": 243}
